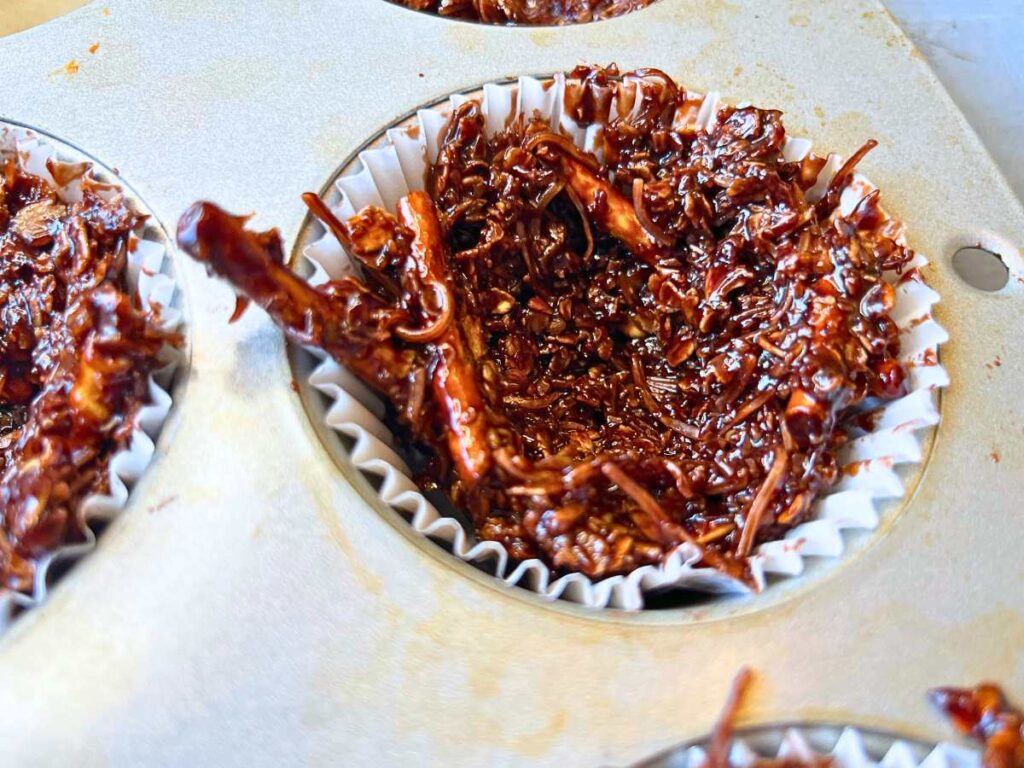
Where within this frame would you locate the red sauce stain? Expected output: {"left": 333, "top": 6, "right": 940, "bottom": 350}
{"left": 990, "top": 450, "right": 1001, "bottom": 464}
{"left": 921, "top": 348, "right": 938, "bottom": 366}
{"left": 88, "top": 42, "right": 100, "bottom": 55}
{"left": 290, "top": 379, "right": 300, "bottom": 393}
{"left": 59, "top": 59, "right": 80, "bottom": 76}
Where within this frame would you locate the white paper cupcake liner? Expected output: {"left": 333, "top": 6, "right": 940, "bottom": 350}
{"left": 300, "top": 73, "right": 949, "bottom": 610}
{"left": 0, "top": 124, "right": 183, "bottom": 631}
{"left": 632, "top": 726, "right": 978, "bottom": 768}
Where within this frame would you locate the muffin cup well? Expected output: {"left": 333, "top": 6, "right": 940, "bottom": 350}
{"left": 0, "top": 124, "right": 184, "bottom": 631}
{"left": 299, "top": 74, "right": 948, "bottom": 610}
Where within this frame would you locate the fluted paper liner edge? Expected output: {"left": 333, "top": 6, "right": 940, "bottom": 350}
{"left": 636, "top": 727, "right": 977, "bottom": 768}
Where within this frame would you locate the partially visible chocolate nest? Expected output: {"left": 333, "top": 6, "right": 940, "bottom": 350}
{"left": 392, "top": 0, "right": 656, "bottom": 25}
{"left": 0, "top": 143, "right": 179, "bottom": 593}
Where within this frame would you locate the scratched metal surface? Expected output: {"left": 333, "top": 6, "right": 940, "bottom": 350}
{"left": 0, "top": 2, "right": 1021, "bottom": 767}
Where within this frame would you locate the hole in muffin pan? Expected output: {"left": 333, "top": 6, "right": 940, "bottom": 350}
{"left": 288, "top": 74, "right": 946, "bottom": 621}
{"left": 632, "top": 723, "right": 963, "bottom": 768}
{"left": 0, "top": 120, "right": 189, "bottom": 630}
{"left": 380, "top": 0, "right": 662, "bottom": 26}
{"left": 952, "top": 246, "right": 1010, "bottom": 292}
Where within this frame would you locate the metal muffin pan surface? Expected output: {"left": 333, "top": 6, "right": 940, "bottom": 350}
{"left": 0, "top": 1, "right": 1021, "bottom": 767}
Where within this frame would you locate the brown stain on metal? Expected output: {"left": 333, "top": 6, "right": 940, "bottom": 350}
{"left": 827, "top": 110, "right": 888, "bottom": 156}
{"left": 673, "top": 0, "right": 739, "bottom": 24}
{"left": 753, "top": 61, "right": 797, "bottom": 102}
{"left": 445, "top": 24, "right": 483, "bottom": 54}
{"left": 365, "top": 590, "right": 769, "bottom": 762}
{"left": 302, "top": 582, "right": 582, "bottom": 761}
{"left": 387, "top": 606, "right": 576, "bottom": 757}
{"left": 511, "top": 709, "right": 569, "bottom": 759}
{"left": 311, "top": 477, "right": 385, "bottom": 597}
{"left": 256, "top": 372, "right": 389, "bottom": 599}
{"left": 466, "top": 657, "right": 502, "bottom": 699}
{"left": 670, "top": 0, "right": 741, "bottom": 83}
{"left": 529, "top": 29, "right": 556, "bottom": 47}
{"left": 939, "top": 606, "right": 1024, "bottom": 679}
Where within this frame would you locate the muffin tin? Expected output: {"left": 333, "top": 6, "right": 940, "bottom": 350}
{"left": 0, "top": 1, "right": 1022, "bottom": 766}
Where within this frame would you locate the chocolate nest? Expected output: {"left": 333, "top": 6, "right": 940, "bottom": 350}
{"left": 179, "top": 66, "right": 915, "bottom": 587}
{"left": 392, "top": 0, "right": 656, "bottom": 24}
{"left": 0, "top": 142, "right": 179, "bottom": 593}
